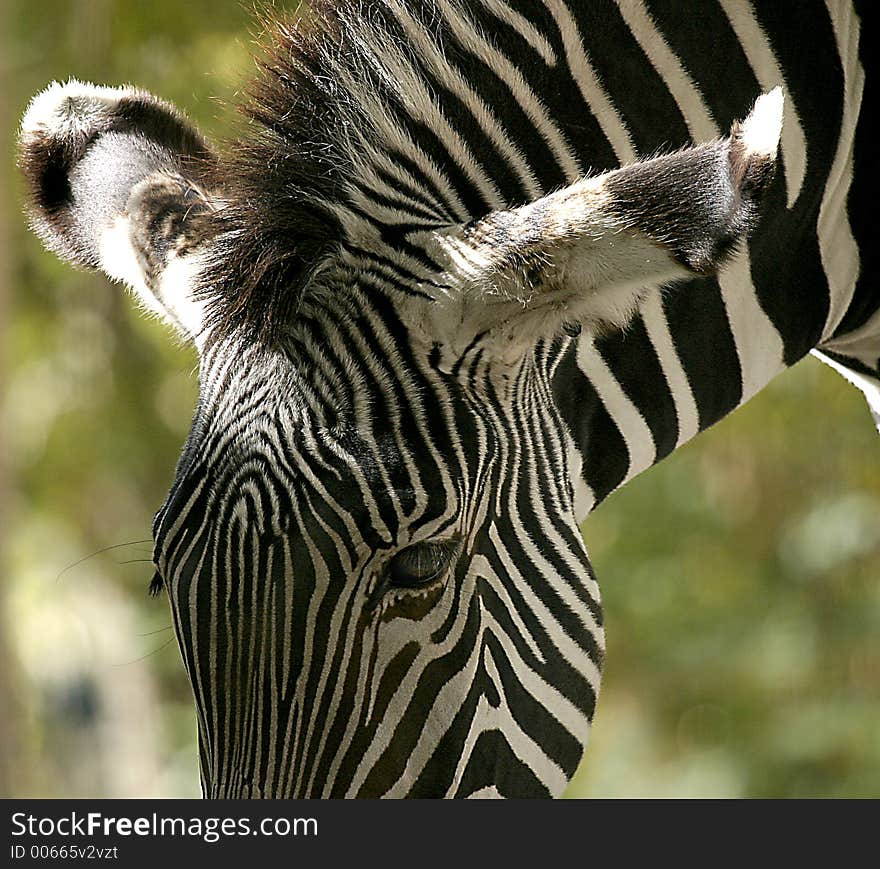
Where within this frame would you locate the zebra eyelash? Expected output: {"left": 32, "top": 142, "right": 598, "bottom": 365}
{"left": 387, "top": 537, "right": 462, "bottom": 590}
{"left": 364, "top": 535, "right": 462, "bottom": 607}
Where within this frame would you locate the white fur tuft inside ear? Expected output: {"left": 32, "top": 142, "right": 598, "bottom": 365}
{"left": 98, "top": 215, "right": 207, "bottom": 346}
{"left": 739, "top": 87, "right": 784, "bottom": 157}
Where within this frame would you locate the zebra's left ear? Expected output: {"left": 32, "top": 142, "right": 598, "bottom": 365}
{"left": 18, "top": 81, "right": 219, "bottom": 342}
{"left": 422, "top": 89, "right": 783, "bottom": 359}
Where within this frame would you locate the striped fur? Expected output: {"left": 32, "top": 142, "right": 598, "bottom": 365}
{"left": 19, "top": 1, "right": 877, "bottom": 797}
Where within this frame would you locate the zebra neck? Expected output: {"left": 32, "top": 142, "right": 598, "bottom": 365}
{"left": 542, "top": 1, "right": 876, "bottom": 520}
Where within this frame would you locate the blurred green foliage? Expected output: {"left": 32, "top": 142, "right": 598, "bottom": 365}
{"left": 2, "top": 0, "right": 256, "bottom": 798}
{"left": 1, "top": 0, "right": 877, "bottom": 799}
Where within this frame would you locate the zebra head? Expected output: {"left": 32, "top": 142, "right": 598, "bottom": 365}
{"left": 18, "top": 13, "right": 782, "bottom": 799}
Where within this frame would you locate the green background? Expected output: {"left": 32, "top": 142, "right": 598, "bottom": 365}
{"left": 1, "top": 1, "right": 877, "bottom": 799}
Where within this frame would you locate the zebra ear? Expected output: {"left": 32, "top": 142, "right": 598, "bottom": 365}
{"left": 425, "top": 89, "right": 783, "bottom": 358}
{"left": 602, "top": 87, "right": 783, "bottom": 276}
{"left": 18, "top": 80, "right": 218, "bottom": 341}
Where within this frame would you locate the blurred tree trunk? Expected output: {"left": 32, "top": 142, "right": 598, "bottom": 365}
{"left": 0, "top": 0, "right": 23, "bottom": 797}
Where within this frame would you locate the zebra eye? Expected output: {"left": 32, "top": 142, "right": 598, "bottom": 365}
{"left": 387, "top": 539, "right": 459, "bottom": 589}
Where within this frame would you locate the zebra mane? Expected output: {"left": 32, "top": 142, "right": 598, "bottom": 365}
{"left": 203, "top": 0, "right": 483, "bottom": 342}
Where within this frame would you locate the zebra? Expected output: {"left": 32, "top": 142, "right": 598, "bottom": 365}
{"left": 17, "top": 0, "right": 876, "bottom": 798}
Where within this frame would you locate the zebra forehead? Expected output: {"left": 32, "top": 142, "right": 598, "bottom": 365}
{"left": 196, "top": 0, "right": 571, "bottom": 345}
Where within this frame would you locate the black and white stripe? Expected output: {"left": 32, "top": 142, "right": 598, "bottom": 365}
{"left": 19, "top": 0, "right": 877, "bottom": 798}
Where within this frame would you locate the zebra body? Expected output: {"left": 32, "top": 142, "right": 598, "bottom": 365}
{"left": 18, "top": 0, "right": 877, "bottom": 797}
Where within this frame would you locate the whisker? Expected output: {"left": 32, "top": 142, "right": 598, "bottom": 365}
{"left": 114, "top": 636, "right": 177, "bottom": 666}
{"left": 56, "top": 540, "right": 152, "bottom": 582}
{"left": 137, "top": 625, "right": 174, "bottom": 637}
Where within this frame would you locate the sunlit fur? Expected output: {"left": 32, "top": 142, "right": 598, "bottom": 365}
{"left": 18, "top": 1, "right": 877, "bottom": 797}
